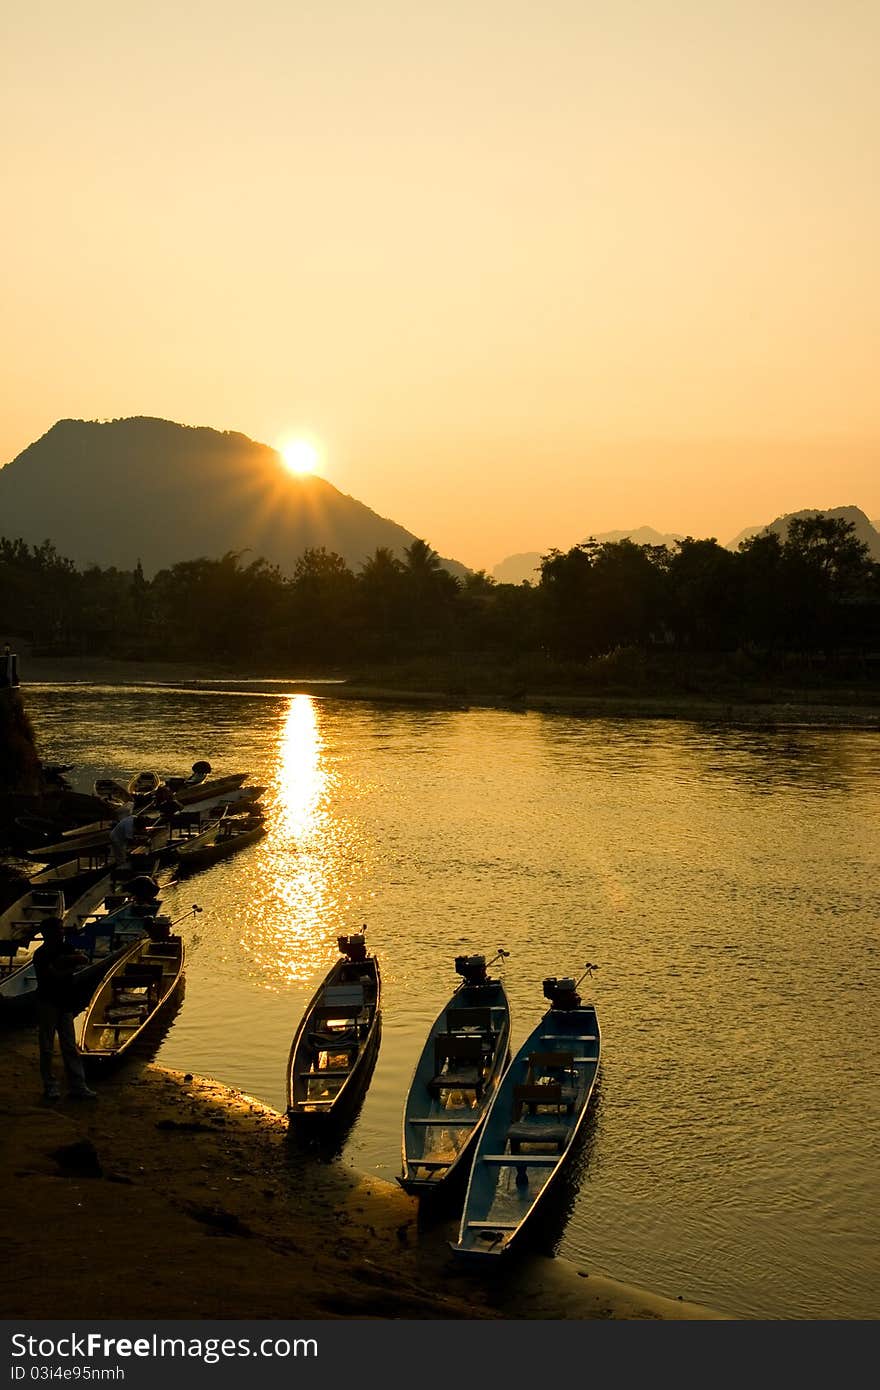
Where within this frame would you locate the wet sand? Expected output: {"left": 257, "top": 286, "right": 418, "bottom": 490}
{"left": 0, "top": 1030, "right": 729, "bottom": 1320}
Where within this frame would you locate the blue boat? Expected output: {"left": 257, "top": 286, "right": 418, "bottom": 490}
{"left": 399, "top": 950, "right": 511, "bottom": 1196}
{"left": 450, "top": 965, "right": 600, "bottom": 1261}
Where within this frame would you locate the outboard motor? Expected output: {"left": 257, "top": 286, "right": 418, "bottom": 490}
{"left": 338, "top": 932, "right": 368, "bottom": 963}
{"left": 147, "top": 914, "right": 172, "bottom": 941}
{"left": 454, "top": 954, "right": 489, "bottom": 988}
{"left": 127, "top": 874, "right": 160, "bottom": 903}
{"left": 543, "top": 976, "right": 582, "bottom": 1011}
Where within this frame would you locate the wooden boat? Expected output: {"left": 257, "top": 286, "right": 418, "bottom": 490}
{"left": 29, "top": 851, "right": 111, "bottom": 900}
{"left": 176, "top": 808, "right": 266, "bottom": 872}
{"left": 0, "top": 870, "right": 176, "bottom": 1022}
{"left": 27, "top": 825, "right": 118, "bottom": 863}
{"left": 30, "top": 784, "right": 260, "bottom": 864}
{"left": 0, "top": 888, "right": 66, "bottom": 976}
{"left": 61, "top": 866, "right": 168, "bottom": 940}
{"left": 286, "top": 931, "right": 381, "bottom": 1125}
{"left": 94, "top": 778, "right": 131, "bottom": 809}
{"left": 450, "top": 965, "right": 601, "bottom": 1262}
{"left": 172, "top": 773, "right": 250, "bottom": 807}
{"left": 78, "top": 930, "right": 185, "bottom": 1062}
{"left": 128, "top": 771, "right": 161, "bottom": 797}
{"left": 8, "top": 791, "right": 116, "bottom": 849}
{"left": 2, "top": 870, "right": 179, "bottom": 1026}
{"left": 0, "top": 901, "right": 153, "bottom": 1024}
{"left": 399, "top": 951, "right": 511, "bottom": 1196}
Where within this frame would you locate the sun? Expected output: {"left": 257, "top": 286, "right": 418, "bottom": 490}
{"left": 279, "top": 438, "right": 321, "bottom": 476}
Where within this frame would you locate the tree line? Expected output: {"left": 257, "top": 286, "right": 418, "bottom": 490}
{"left": 1, "top": 518, "right": 878, "bottom": 683}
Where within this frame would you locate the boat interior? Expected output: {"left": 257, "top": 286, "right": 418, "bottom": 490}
{"left": 82, "top": 938, "right": 181, "bottom": 1054}
{"left": 293, "top": 962, "right": 378, "bottom": 1112}
{"left": 403, "top": 998, "right": 508, "bottom": 1184}
{"left": 427, "top": 1005, "right": 501, "bottom": 1100}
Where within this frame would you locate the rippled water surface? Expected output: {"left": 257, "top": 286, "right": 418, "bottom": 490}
{"left": 25, "top": 685, "right": 880, "bottom": 1319}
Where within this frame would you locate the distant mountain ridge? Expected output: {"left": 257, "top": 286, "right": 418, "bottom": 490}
{"left": 0, "top": 418, "right": 468, "bottom": 578}
{"left": 493, "top": 509, "right": 880, "bottom": 584}
{"left": 492, "top": 527, "right": 685, "bottom": 585}
{"left": 725, "top": 506, "right": 880, "bottom": 559}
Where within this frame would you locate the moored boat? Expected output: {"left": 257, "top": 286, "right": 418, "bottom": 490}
{"left": 174, "top": 773, "right": 249, "bottom": 806}
{"left": 27, "top": 826, "right": 119, "bottom": 863}
{"left": 450, "top": 964, "right": 600, "bottom": 1261}
{"left": 0, "top": 888, "right": 66, "bottom": 977}
{"left": 78, "top": 928, "right": 185, "bottom": 1062}
{"left": 128, "top": 771, "right": 161, "bottom": 798}
{"left": 0, "top": 870, "right": 172, "bottom": 1023}
{"left": 29, "top": 852, "right": 112, "bottom": 901}
{"left": 286, "top": 931, "right": 381, "bottom": 1126}
{"left": 0, "top": 900, "right": 155, "bottom": 1025}
{"left": 94, "top": 778, "right": 132, "bottom": 810}
{"left": 399, "top": 950, "right": 511, "bottom": 1196}
{"left": 175, "top": 808, "right": 266, "bottom": 873}
{"left": 31, "top": 782, "right": 261, "bottom": 864}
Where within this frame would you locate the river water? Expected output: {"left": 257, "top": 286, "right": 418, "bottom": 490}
{"left": 23, "top": 683, "right": 880, "bottom": 1319}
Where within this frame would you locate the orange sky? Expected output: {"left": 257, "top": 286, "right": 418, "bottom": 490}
{"left": 3, "top": 1, "right": 878, "bottom": 570}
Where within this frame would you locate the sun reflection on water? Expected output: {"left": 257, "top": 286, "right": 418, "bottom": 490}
{"left": 276, "top": 694, "right": 328, "bottom": 841}
{"left": 244, "top": 695, "right": 337, "bottom": 987}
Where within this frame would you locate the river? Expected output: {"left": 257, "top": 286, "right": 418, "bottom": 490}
{"left": 23, "top": 682, "right": 880, "bottom": 1319}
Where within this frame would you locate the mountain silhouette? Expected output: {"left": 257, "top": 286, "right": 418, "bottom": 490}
{"left": 726, "top": 506, "right": 880, "bottom": 559}
{"left": 494, "top": 510, "right": 880, "bottom": 584}
{"left": 492, "top": 527, "right": 685, "bottom": 585}
{"left": 0, "top": 418, "right": 468, "bottom": 578}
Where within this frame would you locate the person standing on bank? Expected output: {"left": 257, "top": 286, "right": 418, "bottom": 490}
{"left": 33, "top": 917, "right": 97, "bottom": 1101}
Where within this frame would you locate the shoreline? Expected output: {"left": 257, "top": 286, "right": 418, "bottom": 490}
{"left": 0, "top": 1029, "right": 729, "bottom": 1321}
{"left": 17, "top": 654, "right": 880, "bottom": 728}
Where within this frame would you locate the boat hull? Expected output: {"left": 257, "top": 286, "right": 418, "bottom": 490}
{"left": 286, "top": 953, "right": 382, "bottom": 1129}
{"left": 78, "top": 934, "right": 185, "bottom": 1063}
{"left": 451, "top": 1001, "right": 600, "bottom": 1261}
{"left": 399, "top": 979, "right": 511, "bottom": 1197}
{"left": 176, "top": 817, "right": 266, "bottom": 873}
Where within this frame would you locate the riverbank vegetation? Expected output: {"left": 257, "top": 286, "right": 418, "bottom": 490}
{"left": 2, "top": 517, "right": 878, "bottom": 702}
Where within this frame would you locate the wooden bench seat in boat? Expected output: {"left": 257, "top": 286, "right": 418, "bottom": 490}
{"left": 465, "top": 1220, "right": 520, "bottom": 1230}
{"left": 538, "top": 1033, "right": 598, "bottom": 1043}
{"left": 307, "top": 1004, "right": 363, "bottom": 1050}
{"left": 526, "top": 1051, "right": 578, "bottom": 1107}
{"left": 506, "top": 1082, "right": 569, "bottom": 1153}
{"left": 321, "top": 983, "right": 365, "bottom": 1009}
{"left": 113, "top": 967, "right": 163, "bottom": 991}
{"left": 444, "top": 1005, "right": 495, "bottom": 1038}
{"left": 429, "top": 1034, "right": 486, "bottom": 1097}
{"left": 407, "top": 1116, "right": 479, "bottom": 1126}
{"left": 297, "top": 1067, "right": 351, "bottom": 1079}
{"left": 480, "top": 1154, "right": 558, "bottom": 1165}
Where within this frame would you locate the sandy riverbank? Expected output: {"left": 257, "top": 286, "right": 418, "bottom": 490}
{"left": 0, "top": 1029, "right": 728, "bottom": 1321}
{"left": 17, "top": 654, "right": 880, "bottom": 727}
